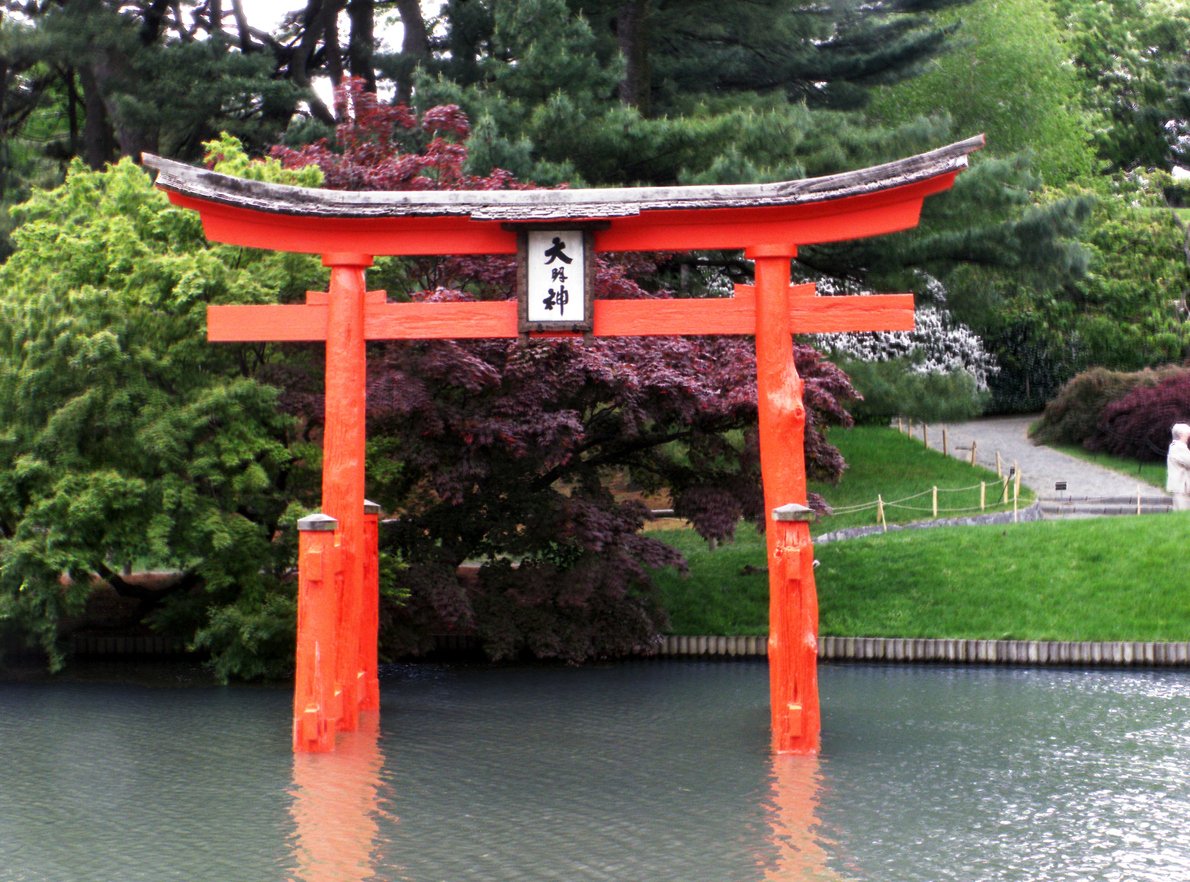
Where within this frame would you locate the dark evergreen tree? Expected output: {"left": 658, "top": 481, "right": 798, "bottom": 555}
{"left": 591, "top": 0, "right": 974, "bottom": 115}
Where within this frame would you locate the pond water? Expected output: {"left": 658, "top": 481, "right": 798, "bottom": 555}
{"left": 1, "top": 660, "right": 1187, "bottom": 882}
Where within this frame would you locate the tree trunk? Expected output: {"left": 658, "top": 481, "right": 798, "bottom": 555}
{"left": 394, "top": 0, "right": 431, "bottom": 105}
{"left": 325, "top": 8, "right": 344, "bottom": 90}
{"left": 206, "top": 0, "right": 224, "bottom": 35}
{"left": 90, "top": 47, "right": 160, "bottom": 162}
{"left": 77, "top": 64, "right": 115, "bottom": 169}
{"left": 229, "top": 0, "right": 253, "bottom": 52}
{"left": 616, "top": 0, "right": 651, "bottom": 116}
{"left": 171, "top": 1, "right": 194, "bottom": 42}
{"left": 0, "top": 59, "right": 8, "bottom": 202}
{"left": 347, "top": 0, "right": 376, "bottom": 93}
{"left": 291, "top": 0, "right": 343, "bottom": 125}
{"left": 138, "top": 0, "right": 173, "bottom": 46}
{"left": 65, "top": 66, "right": 81, "bottom": 159}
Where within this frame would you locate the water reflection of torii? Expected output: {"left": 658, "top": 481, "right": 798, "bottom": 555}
{"left": 285, "top": 720, "right": 850, "bottom": 882}
{"left": 144, "top": 135, "right": 982, "bottom": 756}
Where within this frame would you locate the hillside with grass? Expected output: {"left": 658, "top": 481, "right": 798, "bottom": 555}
{"left": 653, "top": 426, "right": 1189, "bottom": 642}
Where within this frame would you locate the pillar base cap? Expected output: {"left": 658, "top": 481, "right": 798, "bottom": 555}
{"left": 773, "top": 503, "right": 816, "bottom": 522}
{"left": 297, "top": 513, "right": 338, "bottom": 532}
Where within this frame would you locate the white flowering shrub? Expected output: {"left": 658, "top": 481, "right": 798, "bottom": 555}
{"left": 695, "top": 264, "right": 739, "bottom": 298}
{"left": 812, "top": 305, "right": 999, "bottom": 391}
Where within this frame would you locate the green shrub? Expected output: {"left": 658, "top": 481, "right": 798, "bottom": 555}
{"left": 841, "top": 358, "right": 988, "bottom": 424}
{"left": 1031, "top": 365, "right": 1189, "bottom": 446}
{"left": 1088, "top": 371, "right": 1190, "bottom": 461}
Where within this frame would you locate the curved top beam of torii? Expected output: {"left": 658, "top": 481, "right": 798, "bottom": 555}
{"left": 141, "top": 135, "right": 983, "bottom": 257}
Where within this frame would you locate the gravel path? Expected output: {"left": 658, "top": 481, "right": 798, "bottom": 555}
{"left": 905, "top": 414, "right": 1169, "bottom": 503}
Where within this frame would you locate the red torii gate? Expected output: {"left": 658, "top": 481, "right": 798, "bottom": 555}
{"left": 144, "top": 135, "right": 981, "bottom": 755}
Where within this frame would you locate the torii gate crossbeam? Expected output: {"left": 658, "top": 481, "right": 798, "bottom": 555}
{"left": 144, "top": 135, "right": 982, "bottom": 755}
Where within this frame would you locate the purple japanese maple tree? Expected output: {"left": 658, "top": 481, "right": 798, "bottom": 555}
{"left": 269, "top": 82, "right": 857, "bottom": 661}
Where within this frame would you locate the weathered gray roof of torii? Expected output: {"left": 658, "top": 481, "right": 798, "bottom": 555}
{"left": 142, "top": 135, "right": 983, "bottom": 222}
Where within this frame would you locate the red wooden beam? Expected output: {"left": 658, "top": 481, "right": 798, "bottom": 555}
{"left": 208, "top": 288, "right": 914, "bottom": 342}
{"left": 594, "top": 175, "right": 956, "bottom": 253}
{"left": 167, "top": 193, "right": 520, "bottom": 257}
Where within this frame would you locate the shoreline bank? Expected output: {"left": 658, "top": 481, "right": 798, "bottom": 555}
{"left": 11, "top": 629, "right": 1190, "bottom": 671}
{"left": 651, "top": 634, "right": 1190, "bottom": 666}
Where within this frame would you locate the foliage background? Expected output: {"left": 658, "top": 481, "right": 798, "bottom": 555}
{"left": 0, "top": 0, "right": 1188, "bottom": 673}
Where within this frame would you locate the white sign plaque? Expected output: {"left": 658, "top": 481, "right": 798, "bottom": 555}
{"left": 519, "top": 228, "right": 592, "bottom": 333}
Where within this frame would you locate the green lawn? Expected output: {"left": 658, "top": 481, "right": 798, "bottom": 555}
{"left": 654, "top": 515, "right": 1190, "bottom": 641}
{"left": 1048, "top": 443, "right": 1166, "bottom": 489}
{"left": 816, "top": 515, "right": 1190, "bottom": 642}
{"left": 652, "top": 425, "right": 1188, "bottom": 642}
{"left": 653, "top": 521, "right": 771, "bottom": 636}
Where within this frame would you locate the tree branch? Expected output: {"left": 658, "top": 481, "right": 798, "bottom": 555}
{"left": 95, "top": 562, "right": 203, "bottom": 622}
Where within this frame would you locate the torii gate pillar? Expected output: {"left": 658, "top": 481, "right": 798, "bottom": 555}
{"left": 751, "top": 247, "right": 820, "bottom": 752}
{"left": 321, "top": 254, "right": 372, "bottom": 734}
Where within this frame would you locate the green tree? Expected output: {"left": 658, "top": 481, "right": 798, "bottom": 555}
{"left": 412, "top": 0, "right": 978, "bottom": 187}
{"left": 0, "top": 152, "right": 323, "bottom": 673}
{"left": 838, "top": 359, "right": 988, "bottom": 424}
{"left": 869, "top": 0, "right": 1098, "bottom": 187}
{"left": 0, "top": 2, "right": 303, "bottom": 169}
{"left": 422, "top": 0, "right": 973, "bottom": 117}
{"left": 409, "top": 0, "right": 1088, "bottom": 346}
{"left": 1045, "top": 173, "right": 1190, "bottom": 370}
{"left": 1053, "top": 0, "right": 1190, "bottom": 172}
{"left": 0, "top": 1, "right": 313, "bottom": 259}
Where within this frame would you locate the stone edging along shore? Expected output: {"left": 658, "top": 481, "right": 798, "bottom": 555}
{"left": 65, "top": 631, "right": 1190, "bottom": 667}
{"left": 653, "top": 634, "right": 1190, "bottom": 667}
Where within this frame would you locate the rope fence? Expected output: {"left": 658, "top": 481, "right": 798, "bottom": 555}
{"left": 827, "top": 473, "right": 1023, "bottom": 531}
{"left": 654, "top": 418, "right": 1169, "bottom": 529}
{"left": 890, "top": 417, "right": 1170, "bottom": 520}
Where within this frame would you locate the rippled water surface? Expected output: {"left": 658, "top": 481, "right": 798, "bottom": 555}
{"left": 1, "top": 661, "right": 1187, "bottom": 881}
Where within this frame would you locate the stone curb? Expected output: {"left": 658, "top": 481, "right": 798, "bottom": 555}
{"left": 426, "top": 634, "right": 1190, "bottom": 667}
{"left": 70, "top": 633, "right": 190, "bottom": 657}
{"left": 815, "top": 501, "right": 1044, "bottom": 544}
{"left": 63, "top": 631, "right": 1190, "bottom": 668}
{"left": 652, "top": 634, "right": 1190, "bottom": 666}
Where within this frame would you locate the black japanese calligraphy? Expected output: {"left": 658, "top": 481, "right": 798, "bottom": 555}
{"left": 543, "top": 236, "right": 573, "bottom": 265}
{"left": 543, "top": 285, "right": 570, "bottom": 315}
